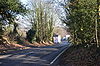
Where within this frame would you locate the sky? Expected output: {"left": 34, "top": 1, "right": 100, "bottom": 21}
{"left": 19, "top": 0, "right": 67, "bottom": 30}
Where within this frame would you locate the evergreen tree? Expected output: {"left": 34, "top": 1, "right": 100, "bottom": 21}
{"left": 63, "top": 0, "right": 98, "bottom": 45}
{"left": 0, "top": 0, "right": 26, "bottom": 43}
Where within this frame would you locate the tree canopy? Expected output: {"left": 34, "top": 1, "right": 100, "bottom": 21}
{"left": 0, "top": 0, "right": 26, "bottom": 24}
{"left": 26, "top": 1, "right": 54, "bottom": 43}
{"left": 0, "top": 0, "right": 27, "bottom": 43}
{"left": 63, "top": 0, "right": 99, "bottom": 45}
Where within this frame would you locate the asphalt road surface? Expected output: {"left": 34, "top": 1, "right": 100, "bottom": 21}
{"left": 0, "top": 41, "right": 70, "bottom": 66}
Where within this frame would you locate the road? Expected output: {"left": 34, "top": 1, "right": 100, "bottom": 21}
{"left": 0, "top": 41, "right": 70, "bottom": 66}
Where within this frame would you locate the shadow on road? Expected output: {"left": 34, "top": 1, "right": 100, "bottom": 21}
{"left": 0, "top": 41, "right": 70, "bottom": 66}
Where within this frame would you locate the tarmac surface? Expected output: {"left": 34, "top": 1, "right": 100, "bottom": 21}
{"left": 0, "top": 41, "right": 70, "bottom": 66}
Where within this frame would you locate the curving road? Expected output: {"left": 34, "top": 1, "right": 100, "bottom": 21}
{"left": 0, "top": 41, "right": 70, "bottom": 66}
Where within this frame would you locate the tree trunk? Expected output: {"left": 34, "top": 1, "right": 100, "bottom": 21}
{"left": 96, "top": 0, "right": 99, "bottom": 47}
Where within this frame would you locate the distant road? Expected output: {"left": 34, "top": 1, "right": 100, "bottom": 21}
{"left": 0, "top": 41, "right": 70, "bottom": 66}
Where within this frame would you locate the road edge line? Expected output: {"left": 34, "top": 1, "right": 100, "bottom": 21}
{"left": 50, "top": 44, "right": 71, "bottom": 65}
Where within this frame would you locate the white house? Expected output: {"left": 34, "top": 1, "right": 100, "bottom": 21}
{"left": 53, "top": 35, "right": 61, "bottom": 43}
{"left": 66, "top": 35, "right": 70, "bottom": 40}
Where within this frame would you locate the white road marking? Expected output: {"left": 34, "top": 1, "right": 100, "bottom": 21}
{"left": 50, "top": 44, "right": 72, "bottom": 64}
